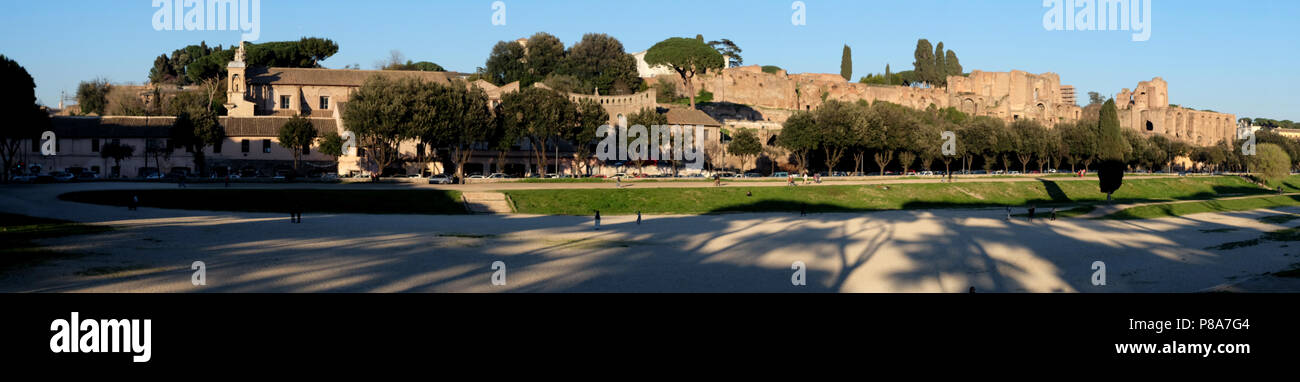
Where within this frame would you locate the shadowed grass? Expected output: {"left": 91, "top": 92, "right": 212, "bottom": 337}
{"left": 1106, "top": 195, "right": 1300, "bottom": 220}
{"left": 506, "top": 176, "right": 1265, "bottom": 215}
{"left": 59, "top": 189, "right": 468, "bottom": 215}
{"left": 0, "top": 213, "right": 114, "bottom": 273}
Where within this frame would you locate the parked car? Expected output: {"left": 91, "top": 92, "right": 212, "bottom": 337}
{"left": 467, "top": 174, "right": 486, "bottom": 179}
{"left": 76, "top": 172, "right": 99, "bottom": 180}
{"left": 50, "top": 171, "right": 75, "bottom": 182}
{"left": 487, "top": 173, "right": 510, "bottom": 179}
{"left": 320, "top": 173, "right": 338, "bottom": 181}
{"left": 772, "top": 172, "right": 789, "bottom": 178}
{"left": 9, "top": 174, "right": 36, "bottom": 183}
{"left": 427, "top": 174, "right": 452, "bottom": 184}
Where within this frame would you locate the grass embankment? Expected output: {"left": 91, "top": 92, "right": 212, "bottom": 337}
{"left": 1105, "top": 195, "right": 1300, "bottom": 220}
{"left": 59, "top": 189, "right": 468, "bottom": 215}
{"left": 506, "top": 176, "right": 1265, "bottom": 215}
{"left": 0, "top": 213, "right": 113, "bottom": 273}
{"left": 1100, "top": 175, "right": 1300, "bottom": 220}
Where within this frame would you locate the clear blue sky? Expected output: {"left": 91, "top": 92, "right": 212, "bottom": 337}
{"left": 2, "top": 0, "right": 1296, "bottom": 120}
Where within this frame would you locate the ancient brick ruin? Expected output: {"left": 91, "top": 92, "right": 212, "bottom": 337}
{"left": 657, "top": 66, "right": 1236, "bottom": 147}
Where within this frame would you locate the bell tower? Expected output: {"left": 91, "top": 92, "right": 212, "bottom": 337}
{"left": 225, "top": 41, "right": 256, "bottom": 117}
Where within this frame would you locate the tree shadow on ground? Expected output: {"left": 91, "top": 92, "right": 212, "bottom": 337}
{"left": 9, "top": 193, "right": 1292, "bottom": 294}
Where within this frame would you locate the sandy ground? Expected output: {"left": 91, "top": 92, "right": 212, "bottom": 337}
{"left": 1, "top": 182, "right": 1298, "bottom": 293}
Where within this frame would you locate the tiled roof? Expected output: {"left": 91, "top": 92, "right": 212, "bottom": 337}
{"left": 49, "top": 116, "right": 336, "bottom": 138}
{"left": 50, "top": 116, "right": 175, "bottom": 138}
{"left": 219, "top": 117, "right": 337, "bottom": 137}
{"left": 665, "top": 108, "right": 722, "bottom": 127}
{"left": 245, "top": 67, "right": 453, "bottom": 87}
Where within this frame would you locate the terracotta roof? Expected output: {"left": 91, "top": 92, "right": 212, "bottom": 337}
{"left": 246, "top": 67, "right": 453, "bottom": 87}
{"left": 219, "top": 116, "right": 337, "bottom": 137}
{"left": 665, "top": 108, "right": 722, "bottom": 127}
{"left": 50, "top": 116, "right": 175, "bottom": 138}
{"left": 49, "top": 116, "right": 336, "bottom": 138}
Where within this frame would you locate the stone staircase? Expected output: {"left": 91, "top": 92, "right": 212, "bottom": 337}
{"left": 462, "top": 192, "right": 514, "bottom": 214}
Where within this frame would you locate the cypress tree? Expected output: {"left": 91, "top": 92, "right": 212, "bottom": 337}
{"left": 840, "top": 45, "right": 853, "bottom": 81}
{"left": 1096, "top": 99, "right": 1130, "bottom": 201}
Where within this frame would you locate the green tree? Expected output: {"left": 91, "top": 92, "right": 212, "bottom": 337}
{"left": 277, "top": 115, "right": 317, "bottom": 173}
{"left": 1, "top": 55, "right": 48, "bottom": 182}
{"left": 500, "top": 87, "right": 578, "bottom": 177}
{"left": 99, "top": 142, "right": 135, "bottom": 178}
{"left": 912, "top": 39, "right": 935, "bottom": 87}
{"left": 318, "top": 132, "right": 344, "bottom": 159}
{"left": 525, "top": 32, "right": 566, "bottom": 85}
{"left": 569, "top": 99, "right": 609, "bottom": 176}
{"left": 626, "top": 107, "right": 668, "bottom": 175}
{"left": 944, "top": 50, "right": 962, "bottom": 78}
{"left": 1087, "top": 91, "right": 1105, "bottom": 106}
{"left": 1012, "top": 120, "right": 1049, "bottom": 173}
{"left": 817, "top": 100, "right": 867, "bottom": 172}
{"left": 171, "top": 109, "right": 223, "bottom": 175}
{"left": 342, "top": 76, "right": 427, "bottom": 176}
{"left": 1095, "top": 99, "right": 1130, "bottom": 201}
{"left": 485, "top": 40, "right": 528, "bottom": 86}
{"left": 840, "top": 45, "right": 853, "bottom": 81}
{"left": 413, "top": 81, "right": 495, "bottom": 183}
{"left": 1252, "top": 143, "right": 1291, "bottom": 186}
{"left": 562, "top": 33, "right": 640, "bottom": 95}
{"left": 933, "top": 42, "right": 946, "bottom": 86}
{"left": 76, "top": 78, "right": 111, "bottom": 116}
{"left": 645, "top": 37, "right": 725, "bottom": 107}
{"left": 727, "top": 128, "right": 762, "bottom": 173}
{"left": 707, "top": 39, "right": 743, "bottom": 67}
{"left": 777, "top": 111, "right": 818, "bottom": 172}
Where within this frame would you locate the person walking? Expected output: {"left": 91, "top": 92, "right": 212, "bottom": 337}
{"left": 1050, "top": 207, "right": 1057, "bottom": 221}
{"left": 1027, "top": 205, "right": 1036, "bottom": 222}
{"left": 616, "top": 176, "right": 621, "bottom": 189}
{"left": 802, "top": 172, "right": 809, "bottom": 185}
{"left": 128, "top": 194, "right": 139, "bottom": 211}
{"left": 713, "top": 174, "right": 721, "bottom": 187}
{"left": 636, "top": 211, "right": 642, "bottom": 226}
{"left": 814, "top": 173, "right": 821, "bottom": 184}
{"left": 1005, "top": 206, "right": 1011, "bottom": 221}
{"left": 594, "top": 210, "right": 601, "bottom": 231}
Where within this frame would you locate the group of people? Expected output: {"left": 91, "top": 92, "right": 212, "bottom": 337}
{"left": 786, "top": 172, "right": 822, "bottom": 186}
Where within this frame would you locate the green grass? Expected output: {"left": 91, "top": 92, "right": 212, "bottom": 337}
{"left": 1106, "top": 195, "right": 1300, "bottom": 220}
{"left": 59, "top": 189, "right": 468, "bottom": 215}
{"left": 0, "top": 213, "right": 114, "bottom": 273}
{"left": 1207, "top": 227, "right": 1300, "bottom": 251}
{"left": 506, "top": 176, "right": 1267, "bottom": 215}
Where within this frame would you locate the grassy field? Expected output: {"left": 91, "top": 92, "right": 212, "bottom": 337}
{"left": 506, "top": 176, "right": 1268, "bottom": 215}
{"left": 0, "top": 213, "right": 113, "bottom": 273}
{"left": 59, "top": 189, "right": 468, "bottom": 215}
{"left": 1105, "top": 194, "right": 1300, "bottom": 220}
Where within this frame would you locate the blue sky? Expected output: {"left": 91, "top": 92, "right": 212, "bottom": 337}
{"left": 2, "top": 0, "right": 1296, "bottom": 120}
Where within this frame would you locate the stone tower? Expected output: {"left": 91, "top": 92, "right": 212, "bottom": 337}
{"left": 225, "top": 41, "right": 256, "bottom": 117}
